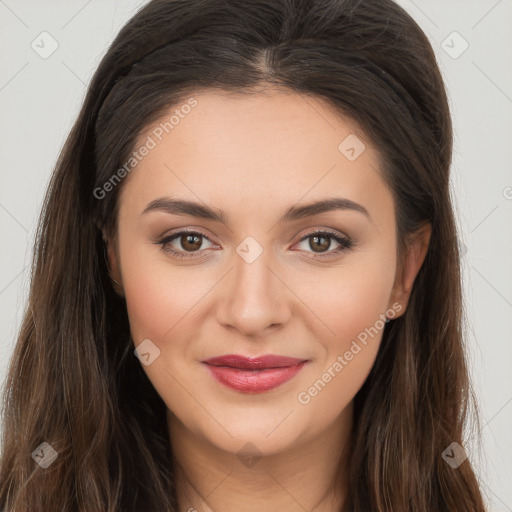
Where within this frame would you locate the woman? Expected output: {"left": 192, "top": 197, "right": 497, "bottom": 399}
{"left": 0, "top": 0, "right": 488, "bottom": 510}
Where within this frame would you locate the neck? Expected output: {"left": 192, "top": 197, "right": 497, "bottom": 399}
{"left": 167, "top": 404, "right": 353, "bottom": 512}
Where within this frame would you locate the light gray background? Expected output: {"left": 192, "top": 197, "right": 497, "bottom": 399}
{"left": 0, "top": 1, "right": 511, "bottom": 510}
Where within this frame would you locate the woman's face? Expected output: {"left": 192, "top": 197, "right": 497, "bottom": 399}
{"left": 107, "top": 87, "right": 426, "bottom": 457}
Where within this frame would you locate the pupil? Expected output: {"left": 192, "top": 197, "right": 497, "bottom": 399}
{"left": 183, "top": 234, "right": 201, "bottom": 251}
{"left": 312, "top": 235, "right": 329, "bottom": 252}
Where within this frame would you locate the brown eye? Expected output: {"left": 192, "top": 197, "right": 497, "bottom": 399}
{"left": 180, "top": 233, "right": 203, "bottom": 252}
{"left": 295, "top": 230, "right": 353, "bottom": 258}
{"left": 157, "top": 230, "right": 216, "bottom": 259}
{"left": 309, "top": 234, "right": 331, "bottom": 253}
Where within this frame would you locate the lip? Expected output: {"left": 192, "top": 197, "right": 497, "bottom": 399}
{"left": 202, "top": 354, "right": 309, "bottom": 393}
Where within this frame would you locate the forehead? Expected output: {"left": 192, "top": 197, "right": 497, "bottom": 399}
{"left": 118, "top": 87, "right": 393, "bottom": 225}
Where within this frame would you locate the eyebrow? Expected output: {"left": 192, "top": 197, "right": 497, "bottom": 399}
{"left": 142, "top": 196, "right": 370, "bottom": 224}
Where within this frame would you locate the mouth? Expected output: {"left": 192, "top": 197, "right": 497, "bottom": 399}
{"left": 202, "top": 354, "right": 309, "bottom": 393}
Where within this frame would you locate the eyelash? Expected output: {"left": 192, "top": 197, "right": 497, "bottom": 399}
{"left": 156, "top": 228, "right": 354, "bottom": 260}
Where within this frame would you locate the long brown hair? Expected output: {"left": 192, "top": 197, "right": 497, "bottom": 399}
{"left": 0, "top": 0, "right": 487, "bottom": 510}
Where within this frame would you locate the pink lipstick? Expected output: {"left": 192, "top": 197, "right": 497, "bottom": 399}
{"left": 202, "top": 354, "right": 308, "bottom": 393}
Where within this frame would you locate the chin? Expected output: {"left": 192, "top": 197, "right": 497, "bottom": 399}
{"left": 193, "top": 409, "right": 312, "bottom": 458}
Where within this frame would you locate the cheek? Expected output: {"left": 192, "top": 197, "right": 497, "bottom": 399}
{"left": 123, "top": 266, "right": 174, "bottom": 343}
{"left": 331, "top": 268, "right": 391, "bottom": 341}
{"left": 120, "top": 243, "right": 195, "bottom": 349}
{"left": 297, "top": 249, "right": 396, "bottom": 402}
{"left": 120, "top": 250, "right": 204, "bottom": 403}
{"left": 294, "top": 248, "right": 396, "bottom": 347}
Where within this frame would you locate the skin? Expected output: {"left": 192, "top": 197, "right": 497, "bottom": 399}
{"left": 105, "top": 86, "right": 430, "bottom": 512}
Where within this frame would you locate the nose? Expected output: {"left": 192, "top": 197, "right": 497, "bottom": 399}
{"left": 216, "top": 244, "right": 292, "bottom": 337}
